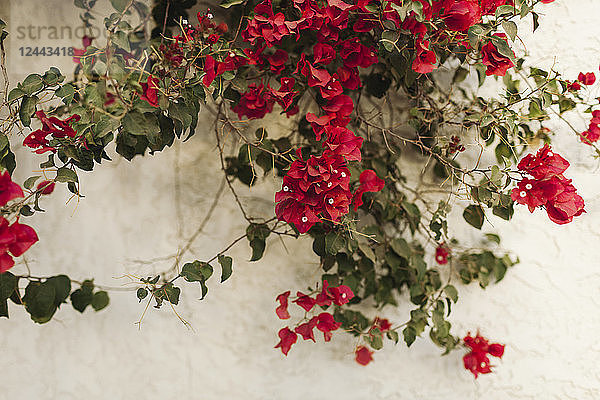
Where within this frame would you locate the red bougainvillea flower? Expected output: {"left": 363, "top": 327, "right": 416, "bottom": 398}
{"left": 481, "top": 34, "right": 514, "bottom": 76}
{"left": 313, "top": 43, "right": 336, "bottom": 65}
{"left": 517, "top": 144, "right": 569, "bottom": 180}
{"left": 275, "top": 327, "right": 298, "bottom": 355}
{"left": 276, "top": 290, "right": 291, "bottom": 319}
{"left": 315, "top": 280, "right": 333, "bottom": 307}
{"left": 241, "top": 0, "right": 296, "bottom": 47}
{"left": 294, "top": 316, "right": 318, "bottom": 341}
{"left": 267, "top": 49, "right": 289, "bottom": 74}
{"left": 578, "top": 72, "right": 596, "bottom": 86}
{"left": 36, "top": 180, "right": 55, "bottom": 195}
{"left": 581, "top": 111, "right": 600, "bottom": 144}
{"left": 412, "top": 39, "right": 437, "bottom": 74}
{"left": 293, "top": 291, "right": 317, "bottom": 312}
{"left": 0, "top": 217, "right": 39, "bottom": 273}
{"left": 545, "top": 178, "right": 586, "bottom": 225}
{"left": 232, "top": 83, "right": 275, "bottom": 120}
{"left": 327, "top": 284, "right": 354, "bottom": 306}
{"left": 323, "top": 125, "right": 363, "bottom": 161}
{"left": 0, "top": 171, "right": 24, "bottom": 207}
{"left": 462, "top": 333, "right": 505, "bottom": 378}
{"left": 355, "top": 345, "right": 374, "bottom": 366}
{"left": 140, "top": 76, "right": 160, "bottom": 107}
{"left": 435, "top": 243, "right": 449, "bottom": 265}
{"left": 23, "top": 111, "right": 81, "bottom": 154}
{"left": 566, "top": 80, "right": 582, "bottom": 91}
{"left": 512, "top": 145, "right": 584, "bottom": 224}
{"left": 443, "top": 1, "right": 481, "bottom": 32}
{"left": 352, "top": 169, "right": 385, "bottom": 211}
{"left": 8, "top": 221, "right": 39, "bottom": 257}
{"left": 202, "top": 55, "right": 218, "bottom": 87}
{"left": 316, "top": 312, "right": 342, "bottom": 342}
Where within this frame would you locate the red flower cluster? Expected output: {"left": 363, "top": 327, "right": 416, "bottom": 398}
{"left": 275, "top": 281, "right": 353, "bottom": 355}
{"left": 231, "top": 83, "right": 276, "bottom": 120}
{"left": 0, "top": 171, "right": 39, "bottom": 273}
{"left": 24, "top": 111, "right": 81, "bottom": 154}
{"left": 462, "top": 333, "right": 505, "bottom": 378}
{"left": 580, "top": 110, "right": 600, "bottom": 144}
{"left": 511, "top": 145, "right": 585, "bottom": 224}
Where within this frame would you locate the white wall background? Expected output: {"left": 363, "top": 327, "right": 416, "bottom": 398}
{"left": 1, "top": 1, "right": 599, "bottom": 399}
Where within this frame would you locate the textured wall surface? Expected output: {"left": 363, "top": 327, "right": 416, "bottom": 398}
{"left": 1, "top": 1, "right": 599, "bottom": 399}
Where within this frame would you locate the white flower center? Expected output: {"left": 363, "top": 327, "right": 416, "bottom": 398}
{"left": 341, "top": 293, "right": 347, "bottom": 299}
{"left": 301, "top": 216, "right": 308, "bottom": 222}
{"left": 520, "top": 191, "right": 527, "bottom": 197}
{"left": 525, "top": 184, "right": 532, "bottom": 190}
{"left": 341, "top": 172, "right": 346, "bottom": 177}
{"left": 283, "top": 186, "right": 289, "bottom": 192}
{"left": 328, "top": 198, "right": 334, "bottom": 204}
{"left": 327, "top": 182, "right": 332, "bottom": 187}
{"left": 207, "top": 13, "right": 214, "bottom": 19}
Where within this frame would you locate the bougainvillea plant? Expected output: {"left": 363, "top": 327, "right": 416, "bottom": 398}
{"left": 0, "top": 0, "right": 594, "bottom": 378}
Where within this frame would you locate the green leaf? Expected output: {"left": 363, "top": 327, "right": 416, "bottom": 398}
{"left": 122, "top": 111, "right": 161, "bottom": 139}
{"left": 110, "top": 0, "right": 129, "bottom": 12}
{"left": 249, "top": 238, "right": 265, "bottom": 261}
{"left": 218, "top": 255, "right": 233, "bottom": 282}
{"left": 56, "top": 167, "right": 78, "bottom": 183}
{"left": 0, "top": 272, "right": 17, "bottom": 301}
{"left": 136, "top": 287, "right": 148, "bottom": 302}
{"left": 19, "top": 95, "right": 38, "bottom": 127}
{"left": 94, "top": 115, "right": 120, "bottom": 138}
{"left": 112, "top": 31, "right": 130, "bottom": 51}
{"left": 220, "top": 0, "right": 245, "bottom": 8}
{"left": 443, "top": 285, "right": 458, "bottom": 303}
{"left": 366, "top": 330, "right": 384, "bottom": 350}
{"left": 8, "top": 88, "right": 25, "bottom": 102}
{"left": 180, "top": 261, "right": 205, "bottom": 282}
{"left": 70, "top": 287, "right": 93, "bottom": 313}
{"left": 20, "top": 74, "right": 44, "bottom": 95}
{"left": 325, "top": 232, "right": 346, "bottom": 255}
{"left": 91, "top": 291, "right": 109, "bottom": 311}
{"left": 23, "top": 281, "right": 57, "bottom": 323}
{"left": 403, "top": 326, "right": 417, "bottom": 347}
{"left": 160, "top": 283, "right": 181, "bottom": 305}
{"left": 55, "top": 84, "right": 76, "bottom": 104}
{"left": 23, "top": 175, "right": 40, "bottom": 190}
{"left": 46, "top": 275, "right": 71, "bottom": 307}
{"left": 390, "top": 238, "right": 411, "bottom": 259}
{"left": 386, "top": 330, "right": 399, "bottom": 344}
{"left": 485, "top": 233, "right": 501, "bottom": 244}
{"left": 0, "top": 298, "right": 7, "bottom": 318}
{"left": 502, "top": 21, "right": 518, "bottom": 41}
{"left": 463, "top": 204, "right": 484, "bottom": 229}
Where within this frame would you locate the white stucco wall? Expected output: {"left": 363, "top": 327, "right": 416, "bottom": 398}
{"left": 0, "top": 1, "right": 599, "bottom": 399}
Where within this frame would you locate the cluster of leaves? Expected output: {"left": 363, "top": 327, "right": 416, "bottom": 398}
{"left": 0, "top": 272, "right": 108, "bottom": 323}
